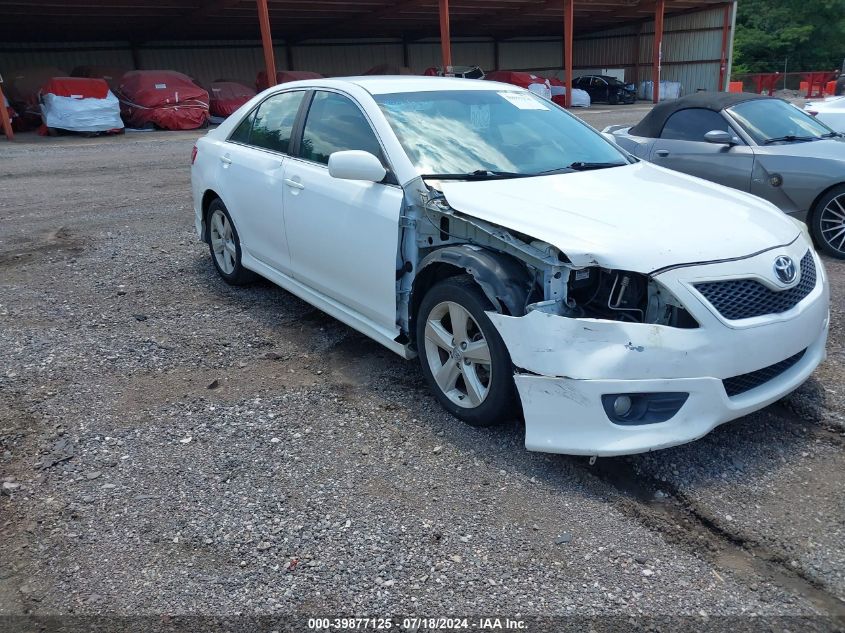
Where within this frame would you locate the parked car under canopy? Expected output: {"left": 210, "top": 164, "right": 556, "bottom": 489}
{"left": 116, "top": 70, "right": 209, "bottom": 130}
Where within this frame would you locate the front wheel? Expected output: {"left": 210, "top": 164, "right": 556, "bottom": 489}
{"left": 810, "top": 185, "right": 845, "bottom": 259}
{"left": 416, "top": 276, "right": 517, "bottom": 427}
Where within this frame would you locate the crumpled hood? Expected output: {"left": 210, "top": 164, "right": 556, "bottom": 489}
{"left": 439, "top": 161, "right": 800, "bottom": 273}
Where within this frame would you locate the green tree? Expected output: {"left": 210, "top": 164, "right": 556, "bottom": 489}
{"left": 733, "top": 0, "right": 845, "bottom": 74}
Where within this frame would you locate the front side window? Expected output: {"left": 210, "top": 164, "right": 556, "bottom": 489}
{"left": 248, "top": 90, "right": 305, "bottom": 153}
{"left": 299, "top": 91, "right": 384, "bottom": 165}
{"left": 728, "top": 98, "right": 834, "bottom": 144}
{"left": 374, "top": 89, "right": 628, "bottom": 176}
{"left": 660, "top": 108, "right": 731, "bottom": 142}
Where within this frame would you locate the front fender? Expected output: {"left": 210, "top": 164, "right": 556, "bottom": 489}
{"left": 416, "top": 245, "right": 535, "bottom": 316}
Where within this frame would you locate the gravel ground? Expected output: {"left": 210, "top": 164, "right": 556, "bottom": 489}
{"left": 1, "top": 119, "right": 844, "bottom": 631}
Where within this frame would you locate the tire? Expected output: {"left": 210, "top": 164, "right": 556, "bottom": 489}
{"left": 206, "top": 198, "right": 257, "bottom": 285}
{"left": 809, "top": 185, "right": 845, "bottom": 259}
{"left": 416, "top": 275, "right": 517, "bottom": 427}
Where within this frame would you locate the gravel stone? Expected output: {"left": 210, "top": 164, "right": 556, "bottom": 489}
{"left": 0, "top": 119, "right": 842, "bottom": 624}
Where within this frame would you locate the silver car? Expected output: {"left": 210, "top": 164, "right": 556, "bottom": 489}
{"left": 606, "top": 92, "right": 845, "bottom": 258}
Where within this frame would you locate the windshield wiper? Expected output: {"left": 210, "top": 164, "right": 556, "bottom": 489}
{"left": 420, "top": 169, "right": 531, "bottom": 181}
{"left": 821, "top": 131, "right": 843, "bottom": 138}
{"left": 564, "top": 161, "right": 628, "bottom": 171}
{"left": 762, "top": 135, "right": 818, "bottom": 145}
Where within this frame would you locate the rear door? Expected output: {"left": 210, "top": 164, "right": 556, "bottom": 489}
{"left": 649, "top": 107, "right": 754, "bottom": 192}
{"left": 282, "top": 90, "right": 404, "bottom": 331}
{"left": 215, "top": 89, "right": 306, "bottom": 274}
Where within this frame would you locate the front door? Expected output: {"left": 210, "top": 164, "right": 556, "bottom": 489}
{"left": 649, "top": 108, "right": 754, "bottom": 192}
{"left": 282, "top": 90, "right": 404, "bottom": 331}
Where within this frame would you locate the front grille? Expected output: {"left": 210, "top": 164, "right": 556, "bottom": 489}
{"left": 722, "top": 349, "right": 806, "bottom": 397}
{"left": 695, "top": 251, "right": 816, "bottom": 320}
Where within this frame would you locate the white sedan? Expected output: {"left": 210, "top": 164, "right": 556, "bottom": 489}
{"left": 806, "top": 96, "right": 845, "bottom": 132}
{"left": 191, "top": 76, "right": 829, "bottom": 456}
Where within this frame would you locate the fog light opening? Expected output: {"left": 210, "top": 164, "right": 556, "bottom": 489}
{"left": 601, "top": 392, "right": 690, "bottom": 426}
{"left": 612, "top": 395, "right": 633, "bottom": 417}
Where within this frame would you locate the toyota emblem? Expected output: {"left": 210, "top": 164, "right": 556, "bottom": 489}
{"left": 773, "top": 255, "right": 797, "bottom": 285}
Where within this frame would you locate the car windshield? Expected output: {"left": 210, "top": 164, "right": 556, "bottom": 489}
{"left": 728, "top": 99, "right": 834, "bottom": 144}
{"left": 373, "top": 89, "right": 629, "bottom": 177}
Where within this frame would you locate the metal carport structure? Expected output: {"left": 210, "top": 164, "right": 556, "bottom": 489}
{"left": 0, "top": 0, "right": 737, "bottom": 139}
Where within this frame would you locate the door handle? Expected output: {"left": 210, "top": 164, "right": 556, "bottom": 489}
{"left": 655, "top": 150, "right": 670, "bottom": 158}
{"left": 220, "top": 155, "right": 232, "bottom": 165}
{"left": 284, "top": 178, "right": 305, "bottom": 190}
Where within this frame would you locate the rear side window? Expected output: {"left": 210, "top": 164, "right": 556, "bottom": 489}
{"left": 299, "top": 91, "right": 384, "bottom": 165}
{"left": 229, "top": 109, "right": 255, "bottom": 144}
{"left": 661, "top": 108, "right": 730, "bottom": 142}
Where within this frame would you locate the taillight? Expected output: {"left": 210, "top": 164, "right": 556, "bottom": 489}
{"left": 191, "top": 145, "right": 198, "bottom": 164}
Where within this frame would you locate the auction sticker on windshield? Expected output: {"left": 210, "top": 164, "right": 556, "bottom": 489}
{"left": 497, "top": 91, "right": 549, "bottom": 110}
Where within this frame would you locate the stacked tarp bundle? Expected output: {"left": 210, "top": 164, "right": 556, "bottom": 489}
{"left": 256, "top": 70, "right": 323, "bottom": 92}
{"left": 39, "top": 77, "right": 123, "bottom": 134}
{"left": 116, "top": 70, "right": 209, "bottom": 130}
{"left": 209, "top": 81, "right": 256, "bottom": 117}
{"left": 638, "top": 81, "right": 682, "bottom": 101}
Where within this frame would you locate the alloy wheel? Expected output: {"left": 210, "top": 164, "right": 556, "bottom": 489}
{"left": 820, "top": 194, "right": 845, "bottom": 255}
{"left": 423, "top": 301, "right": 492, "bottom": 408}
{"left": 209, "top": 208, "right": 237, "bottom": 275}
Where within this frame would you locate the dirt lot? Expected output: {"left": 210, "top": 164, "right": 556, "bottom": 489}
{"left": 1, "top": 109, "right": 844, "bottom": 631}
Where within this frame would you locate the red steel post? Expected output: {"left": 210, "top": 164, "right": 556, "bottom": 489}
{"left": 652, "top": 0, "right": 665, "bottom": 103}
{"left": 439, "top": 0, "right": 452, "bottom": 70}
{"left": 563, "top": 0, "right": 574, "bottom": 108}
{"left": 257, "top": 0, "right": 278, "bottom": 88}
{"left": 718, "top": 2, "right": 731, "bottom": 91}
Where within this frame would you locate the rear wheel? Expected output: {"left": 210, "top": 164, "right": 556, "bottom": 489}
{"left": 416, "top": 276, "right": 517, "bottom": 427}
{"left": 207, "top": 199, "right": 257, "bottom": 285}
{"left": 810, "top": 185, "right": 845, "bottom": 259}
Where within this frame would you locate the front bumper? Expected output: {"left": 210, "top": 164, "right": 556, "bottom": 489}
{"left": 486, "top": 246, "right": 830, "bottom": 456}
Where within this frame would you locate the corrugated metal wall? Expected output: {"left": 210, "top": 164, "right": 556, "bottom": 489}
{"left": 0, "top": 5, "right": 729, "bottom": 95}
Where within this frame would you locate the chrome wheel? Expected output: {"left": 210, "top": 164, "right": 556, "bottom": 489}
{"left": 423, "top": 300, "right": 492, "bottom": 408}
{"left": 820, "top": 194, "right": 845, "bottom": 254}
{"left": 210, "top": 208, "right": 236, "bottom": 275}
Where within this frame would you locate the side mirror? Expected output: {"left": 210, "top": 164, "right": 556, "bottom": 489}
{"left": 328, "top": 150, "right": 386, "bottom": 182}
{"left": 704, "top": 129, "right": 736, "bottom": 145}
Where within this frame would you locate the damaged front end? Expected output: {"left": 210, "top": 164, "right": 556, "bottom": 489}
{"left": 397, "top": 176, "right": 697, "bottom": 333}
{"left": 397, "top": 178, "right": 829, "bottom": 456}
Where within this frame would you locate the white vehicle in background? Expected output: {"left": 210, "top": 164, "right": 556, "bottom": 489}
{"left": 191, "top": 76, "right": 829, "bottom": 457}
{"left": 805, "top": 96, "right": 845, "bottom": 133}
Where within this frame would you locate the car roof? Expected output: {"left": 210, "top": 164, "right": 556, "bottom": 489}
{"left": 269, "top": 75, "right": 516, "bottom": 95}
{"left": 629, "top": 91, "right": 774, "bottom": 138}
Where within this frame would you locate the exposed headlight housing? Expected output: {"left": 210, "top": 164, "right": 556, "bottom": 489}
{"left": 565, "top": 267, "right": 698, "bottom": 328}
